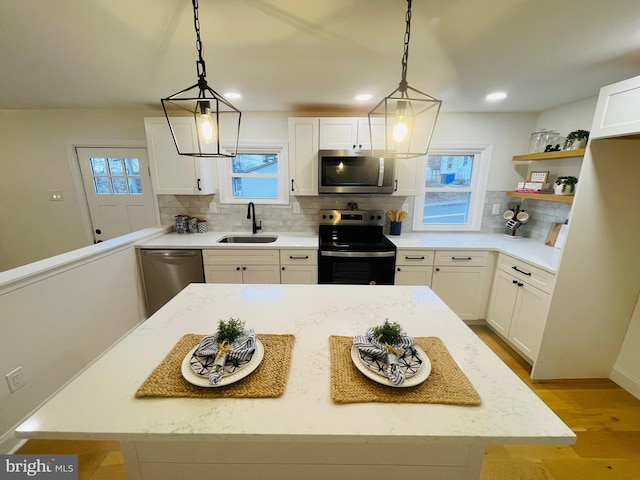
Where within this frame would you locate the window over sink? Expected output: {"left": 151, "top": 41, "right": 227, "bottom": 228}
{"left": 217, "top": 144, "right": 290, "bottom": 204}
{"left": 412, "top": 144, "right": 491, "bottom": 231}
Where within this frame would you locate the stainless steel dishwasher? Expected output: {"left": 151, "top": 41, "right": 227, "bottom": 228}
{"left": 139, "top": 249, "right": 205, "bottom": 315}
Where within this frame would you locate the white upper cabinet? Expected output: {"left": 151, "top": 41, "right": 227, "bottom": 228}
{"left": 288, "top": 117, "right": 319, "bottom": 195}
{"left": 591, "top": 74, "right": 640, "bottom": 139}
{"left": 392, "top": 156, "right": 421, "bottom": 196}
{"left": 144, "top": 117, "right": 217, "bottom": 195}
{"left": 319, "top": 117, "right": 387, "bottom": 152}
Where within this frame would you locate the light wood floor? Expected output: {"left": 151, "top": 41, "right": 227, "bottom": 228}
{"left": 16, "top": 325, "right": 640, "bottom": 480}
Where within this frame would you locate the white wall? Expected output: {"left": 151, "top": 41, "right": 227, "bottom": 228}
{"left": 0, "top": 229, "right": 160, "bottom": 453}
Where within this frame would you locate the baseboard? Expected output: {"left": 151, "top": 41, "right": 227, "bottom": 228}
{"left": 610, "top": 365, "right": 640, "bottom": 400}
{"left": 0, "top": 430, "right": 26, "bottom": 454}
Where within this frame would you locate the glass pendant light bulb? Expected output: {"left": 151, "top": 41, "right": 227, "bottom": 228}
{"left": 197, "top": 101, "right": 216, "bottom": 144}
{"left": 392, "top": 100, "right": 409, "bottom": 143}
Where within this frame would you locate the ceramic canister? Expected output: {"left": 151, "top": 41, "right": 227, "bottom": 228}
{"left": 197, "top": 219, "right": 208, "bottom": 233}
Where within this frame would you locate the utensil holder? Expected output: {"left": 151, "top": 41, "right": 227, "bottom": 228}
{"left": 390, "top": 221, "right": 402, "bottom": 235}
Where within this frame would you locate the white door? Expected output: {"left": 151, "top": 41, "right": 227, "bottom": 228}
{"left": 77, "top": 147, "right": 157, "bottom": 243}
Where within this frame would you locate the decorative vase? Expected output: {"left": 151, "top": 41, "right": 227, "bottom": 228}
{"left": 554, "top": 183, "right": 575, "bottom": 195}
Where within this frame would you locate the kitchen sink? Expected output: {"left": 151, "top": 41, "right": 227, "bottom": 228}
{"left": 217, "top": 235, "right": 278, "bottom": 243}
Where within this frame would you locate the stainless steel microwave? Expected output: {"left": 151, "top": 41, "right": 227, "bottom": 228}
{"left": 318, "top": 150, "right": 395, "bottom": 194}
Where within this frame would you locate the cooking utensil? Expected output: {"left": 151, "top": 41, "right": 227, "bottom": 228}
{"left": 398, "top": 211, "right": 407, "bottom": 222}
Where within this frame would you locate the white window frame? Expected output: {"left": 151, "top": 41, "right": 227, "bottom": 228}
{"left": 217, "top": 143, "right": 290, "bottom": 205}
{"left": 412, "top": 143, "right": 492, "bottom": 232}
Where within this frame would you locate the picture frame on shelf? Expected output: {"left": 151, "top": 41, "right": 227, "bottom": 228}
{"left": 528, "top": 170, "right": 550, "bottom": 183}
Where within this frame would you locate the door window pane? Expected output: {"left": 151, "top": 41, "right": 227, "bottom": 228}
{"left": 111, "top": 177, "right": 127, "bottom": 194}
{"left": 127, "top": 177, "right": 143, "bottom": 194}
{"left": 124, "top": 158, "right": 140, "bottom": 175}
{"left": 94, "top": 176, "right": 111, "bottom": 194}
{"left": 90, "top": 158, "right": 107, "bottom": 175}
{"left": 108, "top": 158, "right": 124, "bottom": 176}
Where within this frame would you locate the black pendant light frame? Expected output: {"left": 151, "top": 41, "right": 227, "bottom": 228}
{"left": 368, "top": 0, "right": 441, "bottom": 159}
{"left": 161, "top": 0, "right": 241, "bottom": 158}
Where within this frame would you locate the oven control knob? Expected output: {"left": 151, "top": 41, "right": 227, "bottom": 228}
{"left": 329, "top": 214, "right": 334, "bottom": 219}
{"left": 322, "top": 214, "right": 327, "bottom": 219}
{"left": 377, "top": 215, "right": 382, "bottom": 220}
{"left": 369, "top": 215, "right": 374, "bottom": 220}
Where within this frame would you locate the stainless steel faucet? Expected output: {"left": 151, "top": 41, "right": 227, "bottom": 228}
{"left": 247, "top": 202, "right": 262, "bottom": 234}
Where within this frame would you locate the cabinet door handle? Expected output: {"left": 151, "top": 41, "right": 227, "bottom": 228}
{"left": 236, "top": 267, "right": 241, "bottom": 271}
{"left": 197, "top": 178, "right": 202, "bottom": 191}
{"left": 435, "top": 267, "right": 440, "bottom": 272}
{"left": 394, "top": 179, "right": 398, "bottom": 192}
{"left": 242, "top": 266, "right": 247, "bottom": 270}
{"left": 451, "top": 256, "right": 472, "bottom": 261}
{"left": 397, "top": 267, "right": 402, "bottom": 271}
{"left": 291, "top": 179, "right": 295, "bottom": 192}
{"left": 511, "top": 266, "right": 532, "bottom": 276}
{"left": 518, "top": 282, "right": 524, "bottom": 287}
{"left": 282, "top": 267, "right": 286, "bottom": 271}
{"left": 512, "top": 279, "right": 518, "bottom": 284}
{"left": 289, "top": 255, "right": 309, "bottom": 260}
{"left": 404, "top": 256, "right": 425, "bottom": 260}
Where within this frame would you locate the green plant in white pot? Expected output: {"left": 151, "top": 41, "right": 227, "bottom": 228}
{"left": 564, "top": 130, "right": 589, "bottom": 150}
{"left": 554, "top": 176, "right": 578, "bottom": 195}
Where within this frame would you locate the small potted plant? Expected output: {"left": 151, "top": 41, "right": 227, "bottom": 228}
{"left": 554, "top": 176, "right": 578, "bottom": 195}
{"left": 564, "top": 130, "right": 589, "bottom": 150}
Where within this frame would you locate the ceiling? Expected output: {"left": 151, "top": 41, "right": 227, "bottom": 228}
{"left": 2, "top": 0, "right": 639, "bottom": 113}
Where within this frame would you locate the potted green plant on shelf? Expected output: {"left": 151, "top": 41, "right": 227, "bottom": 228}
{"left": 554, "top": 176, "right": 578, "bottom": 195}
{"left": 564, "top": 130, "right": 589, "bottom": 150}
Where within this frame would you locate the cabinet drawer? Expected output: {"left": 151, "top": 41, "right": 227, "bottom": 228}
{"left": 280, "top": 249, "right": 318, "bottom": 265}
{"left": 203, "top": 249, "right": 279, "bottom": 265}
{"left": 434, "top": 250, "right": 488, "bottom": 267}
{"left": 396, "top": 249, "right": 434, "bottom": 266}
{"left": 496, "top": 253, "right": 555, "bottom": 294}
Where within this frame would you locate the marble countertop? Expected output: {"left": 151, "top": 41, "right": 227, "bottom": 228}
{"left": 16, "top": 283, "right": 574, "bottom": 446}
{"left": 137, "top": 231, "right": 563, "bottom": 273}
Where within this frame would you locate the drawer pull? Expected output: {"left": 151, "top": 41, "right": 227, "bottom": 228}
{"left": 451, "top": 256, "right": 472, "bottom": 261}
{"left": 405, "top": 256, "right": 425, "bottom": 260}
{"left": 289, "top": 255, "right": 309, "bottom": 260}
{"left": 511, "top": 266, "right": 532, "bottom": 276}
{"left": 512, "top": 279, "right": 518, "bottom": 284}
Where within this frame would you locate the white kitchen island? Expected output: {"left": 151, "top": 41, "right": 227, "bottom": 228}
{"left": 15, "top": 284, "right": 574, "bottom": 480}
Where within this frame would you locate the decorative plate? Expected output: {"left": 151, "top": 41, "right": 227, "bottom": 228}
{"left": 181, "top": 339, "right": 264, "bottom": 387}
{"left": 350, "top": 344, "right": 431, "bottom": 388}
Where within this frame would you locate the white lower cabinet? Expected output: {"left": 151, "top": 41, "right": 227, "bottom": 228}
{"left": 486, "top": 254, "right": 555, "bottom": 363}
{"left": 431, "top": 251, "right": 492, "bottom": 321}
{"left": 394, "top": 249, "right": 434, "bottom": 286}
{"left": 280, "top": 249, "right": 318, "bottom": 284}
{"left": 203, "top": 249, "right": 281, "bottom": 284}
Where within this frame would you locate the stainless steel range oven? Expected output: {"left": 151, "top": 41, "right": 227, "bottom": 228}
{"left": 318, "top": 209, "right": 396, "bottom": 285}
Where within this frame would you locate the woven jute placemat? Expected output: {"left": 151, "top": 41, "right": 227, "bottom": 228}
{"left": 135, "top": 334, "right": 295, "bottom": 399}
{"left": 330, "top": 336, "right": 481, "bottom": 405}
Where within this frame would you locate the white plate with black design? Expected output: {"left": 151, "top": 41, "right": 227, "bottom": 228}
{"left": 181, "top": 339, "right": 264, "bottom": 387}
{"left": 350, "top": 344, "right": 431, "bottom": 388}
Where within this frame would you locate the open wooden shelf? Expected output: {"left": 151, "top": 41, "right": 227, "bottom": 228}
{"left": 506, "top": 191, "right": 574, "bottom": 203}
{"left": 512, "top": 148, "right": 586, "bottom": 161}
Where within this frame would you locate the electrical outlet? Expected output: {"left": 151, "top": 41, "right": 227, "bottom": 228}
{"left": 492, "top": 203, "right": 501, "bottom": 215}
{"left": 293, "top": 202, "right": 301, "bottom": 214}
{"left": 5, "top": 367, "right": 25, "bottom": 393}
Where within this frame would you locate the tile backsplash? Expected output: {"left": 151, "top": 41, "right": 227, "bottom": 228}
{"left": 158, "top": 192, "right": 571, "bottom": 240}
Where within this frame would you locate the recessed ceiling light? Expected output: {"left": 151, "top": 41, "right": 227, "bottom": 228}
{"left": 355, "top": 94, "right": 373, "bottom": 101}
{"left": 486, "top": 91, "right": 507, "bottom": 102}
{"left": 224, "top": 92, "right": 242, "bottom": 100}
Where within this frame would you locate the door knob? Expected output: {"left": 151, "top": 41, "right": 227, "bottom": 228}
{"left": 95, "top": 229, "right": 102, "bottom": 234}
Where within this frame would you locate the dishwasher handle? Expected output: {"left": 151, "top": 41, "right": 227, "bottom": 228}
{"left": 141, "top": 249, "right": 202, "bottom": 258}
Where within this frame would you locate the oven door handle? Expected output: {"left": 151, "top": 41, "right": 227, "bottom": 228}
{"left": 321, "top": 250, "right": 396, "bottom": 258}
{"left": 377, "top": 157, "right": 385, "bottom": 186}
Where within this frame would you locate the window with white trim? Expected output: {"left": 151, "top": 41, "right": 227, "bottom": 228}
{"left": 412, "top": 144, "right": 491, "bottom": 231}
{"left": 217, "top": 144, "right": 289, "bottom": 204}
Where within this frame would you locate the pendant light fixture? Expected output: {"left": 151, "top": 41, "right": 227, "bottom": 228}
{"left": 161, "top": 0, "right": 241, "bottom": 158}
{"left": 368, "top": 0, "right": 441, "bottom": 159}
